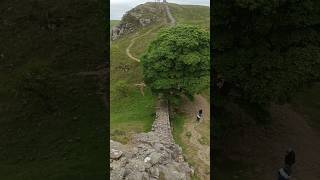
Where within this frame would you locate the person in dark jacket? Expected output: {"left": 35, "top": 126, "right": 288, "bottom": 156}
{"left": 285, "top": 148, "right": 295, "bottom": 168}
{"left": 285, "top": 148, "right": 295, "bottom": 174}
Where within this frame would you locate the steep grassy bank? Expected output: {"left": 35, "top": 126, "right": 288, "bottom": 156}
{"left": 110, "top": 22, "right": 164, "bottom": 143}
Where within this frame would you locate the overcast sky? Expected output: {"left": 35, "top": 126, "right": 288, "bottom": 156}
{"left": 110, "top": 0, "right": 210, "bottom": 20}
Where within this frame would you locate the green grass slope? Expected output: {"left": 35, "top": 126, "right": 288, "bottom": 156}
{"left": 110, "top": 23, "right": 163, "bottom": 143}
{"left": 110, "top": 3, "right": 210, "bottom": 144}
{"left": 0, "top": 1, "right": 107, "bottom": 179}
{"left": 168, "top": 3, "right": 210, "bottom": 30}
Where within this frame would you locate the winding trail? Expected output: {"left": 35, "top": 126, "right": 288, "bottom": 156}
{"left": 125, "top": 28, "right": 154, "bottom": 62}
{"left": 125, "top": 4, "right": 211, "bottom": 179}
{"left": 125, "top": 2, "right": 175, "bottom": 62}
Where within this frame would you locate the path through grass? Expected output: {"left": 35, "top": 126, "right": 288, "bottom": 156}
{"left": 110, "top": 23, "right": 166, "bottom": 143}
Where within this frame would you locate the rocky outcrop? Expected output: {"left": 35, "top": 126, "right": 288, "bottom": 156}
{"left": 110, "top": 99, "right": 192, "bottom": 180}
{"left": 111, "top": 3, "right": 165, "bottom": 40}
{"left": 111, "top": 23, "right": 134, "bottom": 40}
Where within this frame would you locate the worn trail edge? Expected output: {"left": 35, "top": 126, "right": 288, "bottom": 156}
{"left": 125, "top": 28, "right": 154, "bottom": 62}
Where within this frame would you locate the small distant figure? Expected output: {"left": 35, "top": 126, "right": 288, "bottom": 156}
{"left": 196, "top": 109, "right": 203, "bottom": 122}
{"left": 285, "top": 148, "right": 295, "bottom": 168}
{"left": 278, "top": 166, "right": 291, "bottom": 180}
{"left": 277, "top": 148, "right": 295, "bottom": 180}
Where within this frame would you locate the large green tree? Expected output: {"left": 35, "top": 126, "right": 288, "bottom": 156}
{"left": 213, "top": 0, "right": 320, "bottom": 107}
{"left": 141, "top": 25, "right": 210, "bottom": 104}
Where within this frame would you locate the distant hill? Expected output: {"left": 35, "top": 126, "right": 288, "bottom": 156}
{"left": 111, "top": 2, "right": 209, "bottom": 40}
{"left": 111, "top": 2, "right": 167, "bottom": 40}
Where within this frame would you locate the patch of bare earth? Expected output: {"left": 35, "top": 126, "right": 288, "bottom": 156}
{"left": 221, "top": 103, "right": 320, "bottom": 179}
{"left": 178, "top": 95, "right": 210, "bottom": 180}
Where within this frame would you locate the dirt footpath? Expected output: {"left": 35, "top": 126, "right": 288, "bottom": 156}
{"left": 221, "top": 104, "right": 320, "bottom": 180}
{"left": 179, "top": 95, "right": 211, "bottom": 180}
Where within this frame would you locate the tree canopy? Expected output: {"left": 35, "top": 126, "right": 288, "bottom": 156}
{"left": 141, "top": 25, "right": 210, "bottom": 103}
{"left": 213, "top": 0, "right": 320, "bottom": 106}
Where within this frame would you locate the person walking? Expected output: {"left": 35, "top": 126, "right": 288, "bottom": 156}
{"left": 196, "top": 109, "right": 203, "bottom": 122}
{"left": 277, "top": 148, "right": 295, "bottom": 180}
{"left": 284, "top": 148, "right": 295, "bottom": 174}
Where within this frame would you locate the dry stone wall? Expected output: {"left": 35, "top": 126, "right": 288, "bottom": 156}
{"left": 110, "top": 99, "right": 192, "bottom": 180}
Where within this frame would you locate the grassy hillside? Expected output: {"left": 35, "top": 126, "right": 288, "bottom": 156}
{"left": 0, "top": 1, "right": 107, "bottom": 179}
{"left": 110, "top": 22, "right": 165, "bottom": 143}
{"left": 110, "top": 2, "right": 210, "bottom": 143}
{"left": 110, "top": 3, "right": 210, "bottom": 179}
{"left": 110, "top": 3, "right": 175, "bottom": 144}
{"left": 168, "top": 3, "right": 210, "bottom": 30}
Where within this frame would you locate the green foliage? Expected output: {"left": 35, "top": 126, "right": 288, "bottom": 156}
{"left": 141, "top": 25, "right": 210, "bottom": 103}
{"left": 213, "top": 0, "right": 320, "bottom": 107}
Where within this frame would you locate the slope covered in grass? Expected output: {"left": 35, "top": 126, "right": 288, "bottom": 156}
{"left": 110, "top": 21, "right": 165, "bottom": 143}
{"left": 112, "top": 2, "right": 210, "bottom": 179}
{"left": 110, "top": 3, "right": 210, "bottom": 145}
{"left": 168, "top": 3, "right": 210, "bottom": 30}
